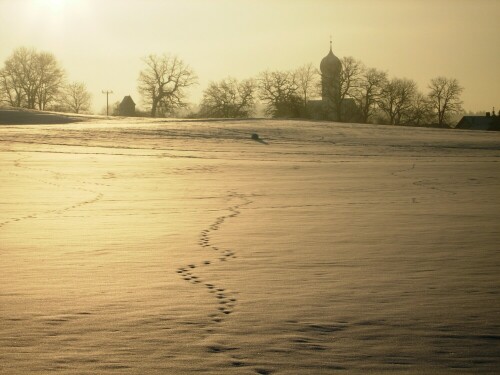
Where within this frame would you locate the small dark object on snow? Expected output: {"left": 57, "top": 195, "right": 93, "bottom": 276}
{"left": 250, "top": 132, "right": 268, "bottom": 144}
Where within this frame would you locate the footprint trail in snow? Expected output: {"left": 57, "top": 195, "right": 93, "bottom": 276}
{"left": 176, "top": 192, "right": 252, "bottom": 324}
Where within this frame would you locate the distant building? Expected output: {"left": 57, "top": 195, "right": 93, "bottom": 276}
{"left": 320, "top": 42, "right": 342, "bottom": 103}
{"left": 118, "top": 95, "right": 136, "bottom": 116}
{"left": 307, "top": 41, "right": 360, "bottom": 122}
{"left": 455, "top": 111, "right": 500, "bottom": 131}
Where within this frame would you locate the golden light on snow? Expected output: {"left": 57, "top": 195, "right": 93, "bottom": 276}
{"left": 1, "top": 118, "right": 499, "bottom": 373}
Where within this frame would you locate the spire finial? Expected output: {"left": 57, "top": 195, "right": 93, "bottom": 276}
{"left": 329, "top": 35, "right": 332, "bottom": 51}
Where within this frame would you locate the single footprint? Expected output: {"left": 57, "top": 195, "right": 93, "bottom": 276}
{"left": 255, "top": 369, "right": 273, "bottom": 375}
{"left": 231, "top": 361, "right": 246, "bottom": 367}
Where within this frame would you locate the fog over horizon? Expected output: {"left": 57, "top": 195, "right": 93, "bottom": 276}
{"left": 0, "top": 0, "right": 499, "bottom": 114}
{"left": 0, "top": 0, "right": 500, "bottom": 111}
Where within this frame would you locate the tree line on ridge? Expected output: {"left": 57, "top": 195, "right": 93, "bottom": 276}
{"left": 0, "top": 47, "right": 464, "bottom": 127}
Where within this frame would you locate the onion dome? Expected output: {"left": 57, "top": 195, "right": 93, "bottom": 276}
{"left": 320, "top": 41, "right": 341, "bottom": 76}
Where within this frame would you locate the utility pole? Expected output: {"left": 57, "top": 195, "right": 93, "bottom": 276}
{"left": 102, "top": 90, "right": 113, "bottom": 116}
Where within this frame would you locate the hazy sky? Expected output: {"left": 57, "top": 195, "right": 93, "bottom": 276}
{"left": 1, "top": 0, "right": 499, "bottom": 113}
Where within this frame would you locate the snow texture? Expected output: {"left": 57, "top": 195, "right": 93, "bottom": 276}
{"left": 0, "top": 118, "right": 499, "bottom": 374}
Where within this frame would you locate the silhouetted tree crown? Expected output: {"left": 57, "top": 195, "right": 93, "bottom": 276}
{"left": 199, "top": 77, "right": 257, "bottom": 118}
{"left": 428, "top": 77, "right": 463, "bottom": 126}
{"left": 378, "top": 77, "right": 418, "bottom": 125}
{"left": 0, "top": 47, "right": 64, "bottom": 110}
{"left": 352, "top": 67, "right": 387, "bottom": 123}
{"left": 137, "top": 54, "right": 197, "bottom": 118}
{"left": 61, "top": 81, "right": 92, "bottom": 114}
{"left": 258, "top": 70, "right": 302, "bottom": 118}
{"left": 295, "top": 63, "right": 320, "bottom": 114}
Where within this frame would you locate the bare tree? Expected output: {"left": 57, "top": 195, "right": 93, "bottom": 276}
{"left": 406, "top": 92, "right": 433, "bottom": 126}
{"left": 258, "top": 70, "right": 301, "bottom": 118}
{"left": 36, "top": 51, "right": 65, "bottom": 110}
{"left": 14, "top": 47, "right": 37, "bottom": 109}
{"left": 379, "top": 77, "right": 417, "bottom": 125}
{"left": 199, "top": 77, "right": 256, "bottom": 118}
{"left": 0, "top": 67, "right": 25, "bottom": 107}
{"left": 0, "top": 48, "right": 36, "bottom": 108}
{"left": 0, "top": 47, "right": 64, "bottom": 110}
{"left": 353, "top": 67, "right": 387, "bottom": 123}
{"left": 62, "top": 81, "right": 91, "bottom": 114}
{"left": 295, "top": 63, "right": 319, "bottom": 114}
{"left": 428, "top": 77, "right": 463, "bottom": 126}
{"left": 137, "top": 54, "right": 197, "bottom": 117}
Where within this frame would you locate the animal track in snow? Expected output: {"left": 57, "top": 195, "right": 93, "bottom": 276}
{"left": 0, "top": 155, "right": 104, "bottom": 229}
{"left": 391, "top": 163, "right": 457, "bottom": 197}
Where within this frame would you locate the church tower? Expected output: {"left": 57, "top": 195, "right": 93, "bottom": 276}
{"left": 320, "top": 39, "right": 342, "bottom": 103}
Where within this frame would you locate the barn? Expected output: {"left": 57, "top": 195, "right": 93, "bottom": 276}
{"left": 455, "top": 113, "right": 500, "bottom": 131}
{"left": 118, "top": 96, "right": 136, "bottom": 116}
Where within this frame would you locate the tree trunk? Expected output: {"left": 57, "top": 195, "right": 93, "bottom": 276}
{"left": 336, "top": 100, "right": 343, "bottom": 122}
{"left": 151, "top": 99, "right": 158, "bottom": 118}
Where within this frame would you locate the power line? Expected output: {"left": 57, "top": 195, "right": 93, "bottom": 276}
{"left": 102, "top": 90, "right": 113, "bottom": 116}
